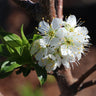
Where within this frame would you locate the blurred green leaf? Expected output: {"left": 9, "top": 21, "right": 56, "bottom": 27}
{"left": 35, "top": 65, "right": 47, "bottom": 85}
{"left": 18, "top": 84, "right": 44, "bottom": 96}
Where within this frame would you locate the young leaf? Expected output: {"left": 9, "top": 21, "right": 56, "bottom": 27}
{"left": 0, "top": 27, "right": 22, "bottom": 46}
{"left": 1, "top": 61, "right": 21, "bottom": 72}
{"left": 32, "top": 34, "right": 42, "bottom": 42}
{"left": 3, "top": 34, "right": 22, "bottom": 47}
{"left": 21, "top": 24, "right": 29, "bottom": 45}
{"left": 35, "top": 65, "right": 47, "bottom": 85}
{"left": 0, "top": 27, "right": 22, "bottom": 55}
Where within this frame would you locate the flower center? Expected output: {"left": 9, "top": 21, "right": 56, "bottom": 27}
{"left": 48, "top": 30, "right": 55, "bottom": 39}
{"left": 64, "top": 37, "right": 73, "bottom": 46}
{"left": 65, "top": 24, "right": 74, "bottom": 32}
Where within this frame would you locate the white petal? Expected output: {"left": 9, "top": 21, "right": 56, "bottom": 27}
{"left": 30, "top": 40, "right": 40, "bottom": 55}
{"left": 35, "top": 48, "right": 46, "bottom": 61}
{"left": 51, "top": 18, "right": 62, "bottom": 30}
{"left": 50, "top": 37, "right": 60, "bottom": 48}
{"left": 55, "top": 54, "right": 61, "bottom": 67}
{"left": 56, "top": 28, "right": 67, "bottom": 39}
{"left": 62, "top": 58, "right": 70, "bottom": 68}
{"left": 38, "top": 20, "right": 49, "bottom": 34}
{"left": 60, "top": 45, "right": 72, "bottom": 56}
{"left": 76, "top": 53, "right": 82, "bottom": 60}
{"left": 74, "top": 27, "right": 88, "bottom": 35}
{"left": 48, "top": 54, "right": 56, "bottom": 60}
{"left": 66, "top": 15, "right": 77, "bottom": 27}
{"left": 39, "top": 36, "right": 50, "bottom": 48}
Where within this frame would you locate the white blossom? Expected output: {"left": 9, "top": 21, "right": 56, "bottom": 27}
{"left": 30, "top": 15, "right": 90, "bottom": 72}
{"left": 38, "top": 54, "right": 61, "bottom": 72}
{"left": 38, "top": 18, "right": 63, "bottom": 40}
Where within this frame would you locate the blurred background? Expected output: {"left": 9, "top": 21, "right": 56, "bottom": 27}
{"left": 0, "top": 0, "right": 96, "bottom": 96}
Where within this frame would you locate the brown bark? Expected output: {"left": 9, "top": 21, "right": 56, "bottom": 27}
{"left": 54, "top": 67, "right": 78, "bottom": 96}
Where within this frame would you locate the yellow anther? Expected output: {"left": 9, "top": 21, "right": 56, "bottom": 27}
{"left": 64, "top": 38, "right": 66, "bottom": 41}
{"left": 59, "top": 24, "right": 62, "bottom": 26}
{"left": 35, "top": 27, "right": 38, "bottom": 29}
{"left": 71, "top": 55, "right": 73, "bottom": 57}
{"left": 42, "top": 17, "right": 44, "bottom": 20}
{"left": 50, "top": 24, "right": 52, "bottom": 27}
{"left": 70, "top": 39, "right": 73, "bottom": 42}
{"left": 39, "top": 25, "right": 41, "bottom": 27}
{"left": 82, "top": 46, "right": 85, "bottom": 49}
{"left": 76, "top": 38, "right": 78, "bottom": 40}
{"left": 37, "top": 32, "right": 39, "bottom": 34}
{"left": 78, "top": 33, "right": 80, "bottom": 35}
{"left": 44, "top": 31, "right": 46, "bottom": 34}
{"left": 81, "top": 33, "right": 83, "bottom": 35}
{"left": 78, "top": 52, "right": 80, "bottom": 54}
{"left": 47, "top": 20, "right": 49, "bottom": 22}
{"left": 53, "top": 17, "right": 55, "bottom": 19}
{"left": 73, "top": 43, "right": 75, "bottom": 46}
{"left": 77, "top": 48, "right": 80, "bottom": 50}
{"left": 73, "top": 52, "right": 75, "bottom": 54}
{"left": 68, "top": 33, "right": 70, "bottom": 35}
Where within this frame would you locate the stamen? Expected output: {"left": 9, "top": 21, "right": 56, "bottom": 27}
{"left": 53, "top": 17, "right": 55, "bottom": 19}
{"left": 37, "top": 32, "right": 39, "bottom": 34}
{"left": 35, "top": 27, "right": 38, "bottom": 29}
{"left": 42, "top": 17, "right": 44, "bottom": 20}
{"left": 39, "top": 25, "right": 41, "bottom": 27}
{"left": 47, "top": 20, "right": 49, "bottom": 22}
{"left": 77, "top": 18, "right": 81, "bottom": 24}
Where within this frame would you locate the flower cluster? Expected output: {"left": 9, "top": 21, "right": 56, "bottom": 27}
{"left": 30, "top": 15, "right": 90, "bottom": 72}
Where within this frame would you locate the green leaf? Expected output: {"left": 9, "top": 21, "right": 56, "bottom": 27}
{"left": 0, "top": 27, "right": 22, "bottom": 55}
{"left": 35, "top": 65, "right": 47, "bottom": 85}
{"left": 32, "top": 34, "right": 42, "bottom": 42}
{"left": 21, "top": 24, "right": 29, "bottom": 45}
{"left": 0, "top": 28, "right": 22, "bottom": 46}
{"left": 1, "top": 61, "right": 21, "bottom": 72}
{"left": 0, "top": 44, "right": 10, "bottom": 57}
{"left": 8, "top": 46, "right": 33, "bottom": 66}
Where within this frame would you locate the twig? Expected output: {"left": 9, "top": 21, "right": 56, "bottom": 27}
{"left": 75, "top": 64, "right": 96, "bottom": 90}
{"left": 79, "top": 79, "right": 96, "bottom": 91}
{"left": 56, "top": 0, "right": 63, "bottom": 19}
